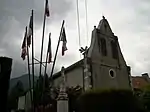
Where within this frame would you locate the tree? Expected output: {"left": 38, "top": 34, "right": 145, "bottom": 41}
{"left": 77, "top": 89, "right": 146, "bottom": 112}
{"left": 67, "top": 85, "right": 83, "bottom": 112}
{"left": 138, "top": 85, "right": 150, "bottom": 111}
{"left": 34, "top": 74, "right": 52, "bottom": 106}
{"left": 34, "top": 75, "right": 43, "bottom": 106}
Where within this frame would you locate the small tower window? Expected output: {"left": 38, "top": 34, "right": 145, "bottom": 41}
{"left": 109, "top": 69, "right": 116, "bottom": 78}
{"left": 100, "top": 38, "right": 107, "bottom": 56}
{"left": 111, "top": 41, "right": 118, "bottom": 59}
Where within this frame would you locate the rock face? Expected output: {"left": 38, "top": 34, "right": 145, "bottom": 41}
{"left": 9, "top": 74, "right": 38, "bottom": 94}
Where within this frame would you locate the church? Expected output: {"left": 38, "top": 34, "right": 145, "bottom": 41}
{"left": 17, "top": 16, "right": 133, "bottom": 111}
{"left": 52, "top": 16, "right": 132, "bottom": 90}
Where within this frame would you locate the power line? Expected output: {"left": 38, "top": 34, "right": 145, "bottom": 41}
{"left": 84, "top": 0, "right": 89, "bottom": 46}
{"left": 76, "top": 0, "right": 82, "bottom": 58}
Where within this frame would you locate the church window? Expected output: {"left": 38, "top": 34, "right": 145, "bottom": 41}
{"left": 100, "top": 38, "right": 107, "bottom": 56}
{"left": 111, "top": 41, "right": 118, "bottom": 59}
{"left": 109, "top": 69, "right": 116, "bottom": 78}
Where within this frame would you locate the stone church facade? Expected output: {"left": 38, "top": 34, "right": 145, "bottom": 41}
{"left": 52, "top": 16, "right": 132, "bottom": 90}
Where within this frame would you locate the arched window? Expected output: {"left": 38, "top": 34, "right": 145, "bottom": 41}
{"left": 111, "top": 41, "right": 118, "bottom": 59}
{"left": 100, "top": 38, "right": 107, "bottom": 56}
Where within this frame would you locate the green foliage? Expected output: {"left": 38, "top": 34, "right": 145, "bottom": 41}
{"left": 34, "top": 74, "right": 51, "bottom": 106}
{"left": 67, "top": 85, "right": 83, "bottom": 112}
{"left": 77, "top": 89, "right": 145, "bottom": 112}
{"left": 137, "top": 85, "right": 150, "bottom": 111}
{"left": 34, "top": 75, "right": 43, "bottom": 105}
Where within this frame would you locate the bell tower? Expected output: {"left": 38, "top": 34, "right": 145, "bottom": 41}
{"left": 88, "top": 16, "right": 131, "bottom": 89}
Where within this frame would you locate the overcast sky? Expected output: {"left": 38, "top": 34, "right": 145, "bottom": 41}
{"left": 0, "top": 0, "right": 150, "bottom": 78}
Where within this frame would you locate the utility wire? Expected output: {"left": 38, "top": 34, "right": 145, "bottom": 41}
{"left": 84, "top": 0, "right": 89, "bottom": 46}
{"left": 76, "top": 0, "right": 82, "bottom": 58}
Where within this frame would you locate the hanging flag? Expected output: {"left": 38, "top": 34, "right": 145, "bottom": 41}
{"left": 45, "top": 0, "right": 50, "bottom": 17}
{"left": 27, "top": 13, "right": 33, "bottom": 47}
{"left": 21, "top": 27, "right": 27, "bottom": 60}
{"left": 60, "top": 27, "right": 67, "bottom": 56}
{"left": 47, "top": 34, "right": 52, "bottom": 63}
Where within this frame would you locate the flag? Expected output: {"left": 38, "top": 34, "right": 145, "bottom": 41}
{"left": 21, "top": 27, "right": 27, "bottom": 60}
{"left": 60, "top": 27, "right": 67, "bottom": 56}
{"left": 27, "top": 13, "right": 33, "bottom": 47}
{"left": 47, "top": 34, "right": 52, "bottom": 63}
{"left": 45, "top": 0, "right": 50, "bottom": 17}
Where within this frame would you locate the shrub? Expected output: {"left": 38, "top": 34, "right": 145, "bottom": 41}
{"left": 77, "top": 89, "right": 146, "bottom": 112}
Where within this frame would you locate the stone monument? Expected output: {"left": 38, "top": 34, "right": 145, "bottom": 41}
{"left": 57, "top": 66, "right": 68, "bottom": 112}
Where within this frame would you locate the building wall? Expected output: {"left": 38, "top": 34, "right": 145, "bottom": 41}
{"left": 90, "top": 45, "right": 130, "bottom": 89}
{"left": 92, "top": 64, "right": 130, "bottom": 89}
{"left": 53, "top": 76, "right": 62, "bottom": 88}
{"left": 18, "top": 96, "right": 25, "bottom": 110}
{"left": 25, "top": 90, "right": 32, "bottom": 112}
{"left": 53, "top": 66, "right": 83, "bottom": 88}
{"left": 132, "top": 76, "right": 150, "bottom": 89}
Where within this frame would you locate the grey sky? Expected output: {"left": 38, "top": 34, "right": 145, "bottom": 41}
{"left": 0, "top": 0, "right": 74, "bottom": 78}
{"left": 0, "top": 0, "right": 150, "bottom": 78}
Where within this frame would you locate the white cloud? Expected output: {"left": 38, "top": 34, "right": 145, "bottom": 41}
{"left": 51, "top": 0, "right": 150, "bottom": 76}
{"left": 1, "top": 0, "right": 150, "bottom": 77}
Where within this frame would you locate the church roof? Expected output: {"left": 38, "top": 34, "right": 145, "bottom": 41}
{"left": 97, "top": 16, "right": 114, "bottom": 35}
{"left": 132, "top": 76, "right": 150, "bottom": 89}
{"left": 52, "top": 59, "right": 84, "bottom": 80}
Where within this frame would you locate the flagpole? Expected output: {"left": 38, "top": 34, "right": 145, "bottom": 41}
{"left": 31, "top": 9, "right": 35, "bottom": 111}
{"left": 42, "top": 33, "right": 51, "bottom": 103}
{"left": 44, "top": 33, "right": 51, "bottom": 90}
{"left": 26, "top": 26, "right": 33, "bottom": 104}
{"left": 44, "top": 33, "right": 51, "bottom": 76}
{"left": 50, "top": 20, "right": 65, "bottom": 83}
{"left": 39, "top": 1, "right": 47, "bottom": 77}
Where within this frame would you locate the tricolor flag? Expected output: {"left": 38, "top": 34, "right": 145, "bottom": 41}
{"left": 60, "top": 27, "right": 67, "bottom": 56}
{"left": 27, "top": 12, "right": 33, "bottom": 47}
{"left": 47, "top": 33, "right": 52, "bottom": 63}
{"left": 45, "top": 0, "right": 50, "bottom": 17}
{"left": 21, "top": 27, "right": 27, "bottom": 60}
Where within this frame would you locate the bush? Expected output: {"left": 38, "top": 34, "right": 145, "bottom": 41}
{"left": 77, "top": 89, "right": 146, "bottom": 112}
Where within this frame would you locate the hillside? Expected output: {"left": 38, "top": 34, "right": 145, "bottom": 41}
{"left": 9, "top": 74, "right": 38, "bottom": 93}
